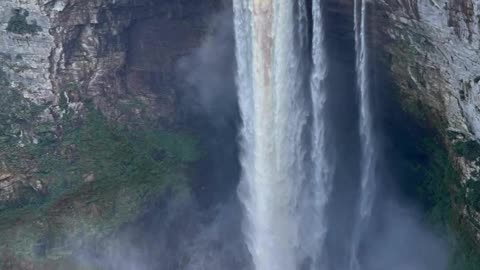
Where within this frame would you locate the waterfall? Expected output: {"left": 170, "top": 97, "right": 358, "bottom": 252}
{"left": 233, "top": 0, "right": 330, "bottom": 269}
{"left": 305, "top": 0, "right": 332, "bottom": 267}
{"left": 350, "top": 0, "right": 377, "bottom": 269}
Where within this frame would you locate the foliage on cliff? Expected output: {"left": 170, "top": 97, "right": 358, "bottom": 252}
{"left": 6, "top": 8, "right": 42, "bottom": 35}
{"left": 405, "top": 134, "right": 480, "bottom": 270}
{"left": 0, "top": 100, "right": 200, "bottom": 267}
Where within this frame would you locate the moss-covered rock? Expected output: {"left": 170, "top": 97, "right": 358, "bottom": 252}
{"left": 0, "top": 104, "right": 200, "bottom": 267}
{"left": 454, "top": 140, "right": 480, "bottom": 161}
{"left": 6, "top": 9, "right": 42, "bottom": 35}
{"left": 466, "top": 180, "right": 480, "bottom": 211}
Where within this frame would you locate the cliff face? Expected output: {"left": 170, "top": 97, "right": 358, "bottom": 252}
{"left": 1, "top": 0, "right": 223, "bottom": 124}
{"left": 0, "top": 0, "right": 223, "bottom": 210}
{"left": 4, "top": 0, "right": 480, "bottom": 267}
{"left": 376, "top": 0, "right": 480, "bottom": 239}
{"left": 0, "top": 0, "right": 224, "bottom": 267}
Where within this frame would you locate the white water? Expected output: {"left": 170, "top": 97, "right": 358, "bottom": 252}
{"left": 351, "top": 0, "right": 377, "bottom": 269}
{"left": 304, "top": 0, "right": 332, "bottom": 267}
{"left": 233, "top": 0, "right": 330, "bottom": 269}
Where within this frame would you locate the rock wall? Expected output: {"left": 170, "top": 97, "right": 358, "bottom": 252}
{"left": 376, "top": 0, "right": 480, "bottom": 239}
{"left": 1, "top": 0, "right": 223, "bottom": 124}
{"left": 0, "top": 0, "right": 224, "bottom": 209}
{"left": 0, "top": 0, "right": 225, "bottom": 267}
{"left": 7, "top": 0, "right": 480, "bottom": 266}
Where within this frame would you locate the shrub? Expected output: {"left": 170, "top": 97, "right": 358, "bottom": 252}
{"left": 6, "top": 9, "right": 42, "bottom": 35}
{"left": 454, "top": 140, "right": 480, "bottom": 161}
{"left": 467, "top": 180, "right": 480, "bottom": 211}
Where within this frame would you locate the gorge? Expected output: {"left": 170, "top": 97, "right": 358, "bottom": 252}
{"left": 235, "top": 0, "right": 445, "bottom": 269}
{"left": 1, "top": 0, "right": 480, "bottom": 269}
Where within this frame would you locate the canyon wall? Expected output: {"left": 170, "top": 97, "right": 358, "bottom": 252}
{"left": 0, "top": 0, "right": 224, "bottom": 267}
{"left": 3, "top": 0, "right": 480, "bottom": 268}
{"left": 375, "top": 0, "right": 480, "bottom": 242}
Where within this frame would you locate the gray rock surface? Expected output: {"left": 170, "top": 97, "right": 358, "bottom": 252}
{"left": 377, "top": 0, "right": 480, "bottom": 238}
{"left": 0, "top": 0, "right": 223, "bottom": 215}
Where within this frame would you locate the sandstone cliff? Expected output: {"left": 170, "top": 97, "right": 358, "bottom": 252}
{"left": 375, "top": 0, "right": 480, "bottom": 245}
{"left": 0, "top": 0, "right": 223, "bottom": 267}
{"left": 4, "top": 0, "right": 480, "bottom": 268}
{"left": 0, "top": 0, "right": 225, "bottom": 210}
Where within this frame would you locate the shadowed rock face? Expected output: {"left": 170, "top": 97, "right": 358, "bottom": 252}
{"left": 0, "top": 1, "right": 235, "bottom": 267}
{"left": 325, "top": 0, "right": 480, "bottom": 254}
{"left": 0, "top": 0, "right": 227, "bottom": 212}
{"left": 325, "top": 0, "right": 354, "bottom": 40}
{"left": 2, "top": 0, "right": 480, "bottom": 267}
{"left": 373, "top": 0, "right": 480, "bottom": 243}
{"left": 1, "top": 0, "right": 225, "bottom": 126}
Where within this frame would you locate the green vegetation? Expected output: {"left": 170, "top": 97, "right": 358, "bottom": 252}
{"left": 379, "top": 37, "right": 480, "bottom": 269}
{"left": 6, "top": 9, "right": 42, "bottom": 35}
{"left": 0, "top": 86, "right": 44, "bottom": 143}
{"left": 0, "top": 69, "right": 9, "bottom": 87}
{"left": 0, "top": 68, "right": 201, "bottom": 268}
{"left": 414, "top": 138, "right": 457, "bottom": 225}
{"left": 454, "top": 140, "right": 480, "bottom": 161}
{"left": 466, "top": 180, "right": 480, "bottom": 211}
{"left": 0, "top": 101, "right": 200, "bottom": 266}
{"left": 410, "top": 136, "right": 480, "bottom": 270}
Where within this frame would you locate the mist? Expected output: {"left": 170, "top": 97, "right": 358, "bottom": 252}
{"left": 70, "top": 2, "right": 451, "bottom": 270}
{"left": 319, "top": 3, "right": 449, "bottom": 269}
{"left": 177, "top": 8, "right": 237, "bottom": 127}
{"left": 76, "top": 194, "right": 248, "bottom": 270}
{"left": 72, "top": 6, "right": 246, "bottom": 270}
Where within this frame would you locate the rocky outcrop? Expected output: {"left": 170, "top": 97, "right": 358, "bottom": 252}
{"left": 0, "top": 0, "right": 224, "bottom": 209}
{"left": 1, "top": 0, "right": 223, "bottom": 124}
{"left": 375, "top": 0, "right": 480, "bottom": 240}
{"left": 0, "top": 0, "right": 225, "bottom": 266}
{"left": 0, "top": 2, "right": 54, "bottom": 107}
